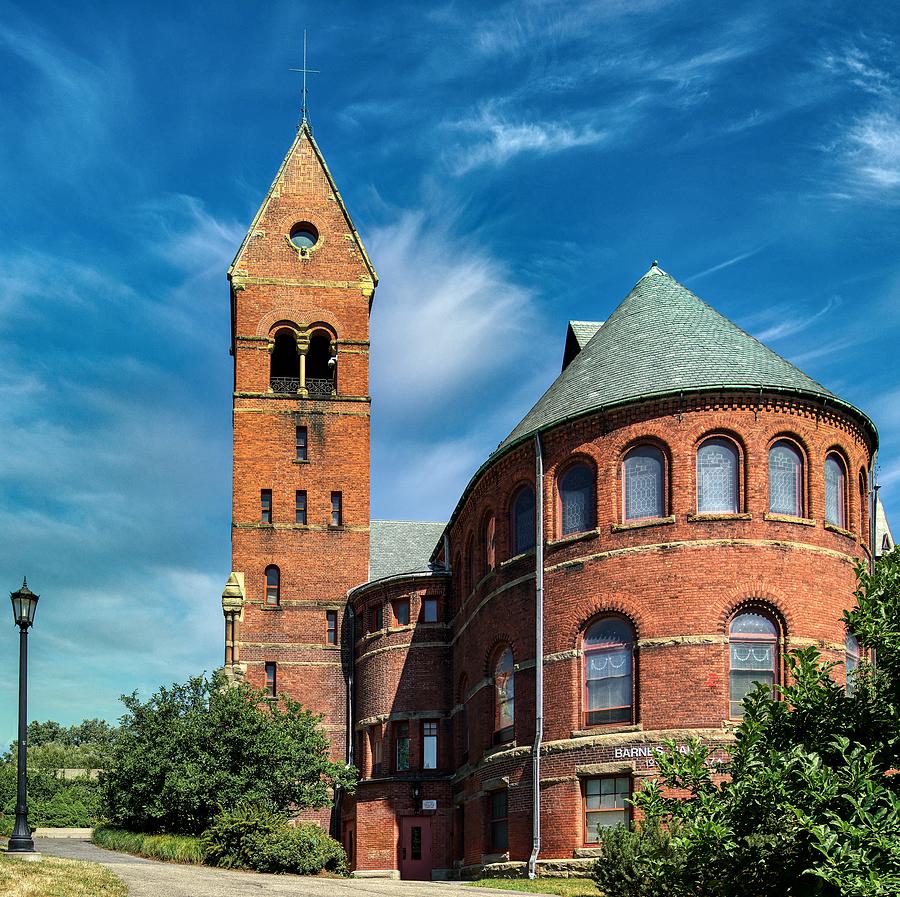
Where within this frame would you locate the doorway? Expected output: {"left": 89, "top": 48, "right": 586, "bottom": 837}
{"left": 399, "top": 816, "right": 432, "bottom": 880}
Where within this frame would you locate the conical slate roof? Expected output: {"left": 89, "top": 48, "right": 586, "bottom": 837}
{"left": 500, "top": 264, "right": 871, "bottom": 450}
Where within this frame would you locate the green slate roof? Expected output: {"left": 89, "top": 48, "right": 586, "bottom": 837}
{"left": 562, "top": 321, "right": 604, "bottom": 371}
{"left": 369, "top": 520, "right": 447, "bottom": 581}
{"left": 500, "top": 264, "right": 875, "bottom": 451}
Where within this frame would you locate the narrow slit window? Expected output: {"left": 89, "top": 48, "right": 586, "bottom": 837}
{"left": 370, "top": 603, "right": 383, "bottom": 632}
{"left": 422, "top": 597, "right": 439, "bottom": 623}
{"left": 265, "top": 661, "right": 277, "bottom": 697}
{"left": 494, "top": 647, "right": 515, "bottom": 744}
{"left": 511, "top": 485, "right": 536, "bottom": 555}
{"left": 264, "top": 565, "right": 280, "bottom": 607}
{"left": 331, "top": 491, "right": 343, "bottom": 527}
{"left": 260, "top": 489, "right": 273, "bottom": 525}
{"left": 395, "top": 721, "right": 410, "bottom": 771}
{"left": 825, "top": 455, "right": 847, "bottom": 528}
{"left": 295, "top": 490, "right": 307, "bottom": 525}
{"left": 394, "top": 599, "right": 410, "bottom": 626}
{"left": 326, "top": 610, "right": 337, "bottom": 645}
{"left": 295, "top": 426, "right": 308, "bottom": 461}
{"left": 489, "top": 790, "right": 508, "bottom": 852}
{"left": 423, "top": 720, "right": 438, "bottom": 769}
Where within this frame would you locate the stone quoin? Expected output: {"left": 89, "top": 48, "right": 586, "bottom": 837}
{"left": 219, "top": 118, "right": 895, "bottom": 881}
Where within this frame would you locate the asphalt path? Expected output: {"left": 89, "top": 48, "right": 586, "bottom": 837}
{"left": 36, "top": 837, "right": 545, "bottom": 897}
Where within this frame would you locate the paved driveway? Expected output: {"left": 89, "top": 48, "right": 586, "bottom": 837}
{"left": 36, "top": 838, "right": 543, "bottom": 897}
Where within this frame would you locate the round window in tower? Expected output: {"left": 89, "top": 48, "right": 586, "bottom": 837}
{"left": 289, "top": 222, "right": 319, "bottom": 251}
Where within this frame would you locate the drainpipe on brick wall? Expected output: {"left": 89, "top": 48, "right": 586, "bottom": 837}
{"left": 347, "top": 602, "right": 355, "bottom": 767}
{"left": 528, "top": 432, "right": 545, "bottom": 879}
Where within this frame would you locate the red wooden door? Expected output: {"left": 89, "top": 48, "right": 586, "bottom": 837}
{"left": 399, "top": 816, "right": 432, "bottom": 880}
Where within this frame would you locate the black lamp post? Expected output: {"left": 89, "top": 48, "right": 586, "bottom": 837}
{"left": 8, "top": 578, "right": 39, "bottom": 854}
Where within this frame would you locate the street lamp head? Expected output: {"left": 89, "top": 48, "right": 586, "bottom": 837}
{"left": 10, "top": 578, "right": 39, "bottom": 629}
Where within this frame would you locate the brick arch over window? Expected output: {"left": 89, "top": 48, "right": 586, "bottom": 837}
{"left": 256, "top": 306, "right": 336, "bottom": 336}
{"left": 564, "top": 599, "right": 644, "bottom": 648}
{"left": 716, "top": 585, "right": 793, "bottom": 635}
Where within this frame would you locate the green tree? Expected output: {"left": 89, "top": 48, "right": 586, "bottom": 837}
{"left": 100, "top": 673, "right": 356, "bottom": 834}
{"left": 592, "top": 549, "right": 900, "bottom": 897}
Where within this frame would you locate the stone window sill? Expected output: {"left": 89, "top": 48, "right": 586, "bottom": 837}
{"left": 570, "top": 723, "right": 642, "bottom": 739}
{"left": 291, "top": 459, "right": 310, "bottom": 465}
{"left": 499, "top": 549, "right": 535, "bottom": 568}
{"left": 547, "top": 528, "right": 601, "bottom": 549}
{"left": 824, "top": 522, "right": 856, "bottom": 540}
{"left": 260, "top": 605, "right": 282, "bottom": 612}
{"left": 764, "top": 513, "right": 815, "bottom": 527}
{"left": 574, "top": 847, "right": 603, "bottom": 858}
{"left": 612, "top": 515, "right": 675, "bottom": 533}
{"left": 687, "top": 513, "right": 752, "bottom": 522}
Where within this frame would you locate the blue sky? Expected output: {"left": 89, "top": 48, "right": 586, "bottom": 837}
{"left": 1, "top": 0, "right": 899, "bottom": 742}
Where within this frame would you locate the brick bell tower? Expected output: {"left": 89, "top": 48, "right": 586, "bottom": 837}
{"left": 221, "top": 119, "right": 376, "bottom": 778}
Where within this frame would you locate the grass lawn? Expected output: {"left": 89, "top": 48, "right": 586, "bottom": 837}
{"left": 472, "top": 877, "right": 600, "bottom": 896}
{"left": 0, "top": 852, "right": 127, "bottom": 897}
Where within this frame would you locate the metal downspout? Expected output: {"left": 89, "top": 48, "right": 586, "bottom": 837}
{"left": 528, "top": 433, "right": 545, "bottom": 879}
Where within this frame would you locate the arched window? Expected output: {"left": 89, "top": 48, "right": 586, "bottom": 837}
{"left": 306, "top": 329, "right": 335, "bottom": 398}
{"left": 697, "top": 438, "right": 739, "bottom": 514}
{"left": 264, "top": 565, "right": 280, "bottom": 607}
{"left": 270, "top": 330, "right": 299, "bottom": 393}
{"left": 584, "top": 618, "right": 634, "bottom": 726}
{"left": 493, "top": 647, "right": 515, "bottom": 744}
{"left": 511, "top": 486, "right": 536, "bottom": 555}
{"left": 465, "top": 535, "right": 475, "bottom": 595}
{"left": 768, "top": 440, "right": 803, "bottom": 517}
{"left": 846, "top": 632, "right": 861, "bottom": 695}
{"left": 623, "top": 445, "right": 665, "bottom": 520}
{"left": 559, "top": 463, "right": 595, "bottom": 536}
{"left": 483, "top": 513, "right": 496, "bottom": 574}
{"left": 453, "top": 552, "right": 462, "bottom": 607}
{"left": 729, "top": 611, "right": 778, "bottom": 718}
{"left": 824, "top": 454, "right": 847, "bottom": 528}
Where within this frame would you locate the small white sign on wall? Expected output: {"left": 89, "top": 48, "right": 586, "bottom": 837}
{"left": 421, "top": 799, "right": 438, "bottom": 811}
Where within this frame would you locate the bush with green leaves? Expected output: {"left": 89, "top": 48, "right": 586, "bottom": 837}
{"left": 100, "top": 673, "right": 356, "bottom": 835}
{"left": 201, "top": 803, "right": 347, "bottom": 875}
{"left": 592, "top": 549, "right": 900, "bottom": 897}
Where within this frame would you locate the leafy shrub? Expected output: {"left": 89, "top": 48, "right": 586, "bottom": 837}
{"left": 1, "top": 765, "right": 100, "bottom": 829}
{"left": 592, "top": 550, "right": 900, "bottom": 897}
{"left": 201, "top": 803, "right": 347, "bottom": 875}
{"left": 101, "top": 673, "right": 356, "bottom": 835}
{"left": 591, "top": 820, "right": 681, "bottom": 897}
{"left": 92, "top": 826, "right": 205, "bottom": 864}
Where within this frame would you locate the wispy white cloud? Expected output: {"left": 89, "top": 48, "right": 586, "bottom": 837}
{"left": 448, "top": 108, "right": 608, "bottom": 174}
{"left": 756, "top": 296, "right": 841, "bottom": 342}
{"left": 685, "top": 246, "right": 767, "bottom": 283}
{"left": 821, "top": 44, "right": 897, "bottom": 99}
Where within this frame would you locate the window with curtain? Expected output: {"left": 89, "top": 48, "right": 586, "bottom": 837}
{"left": 559, "top": 464, "right": 595, "bottom": 536}
{"left": 623, "top": 445, "right": 665, "bottom": 520}
{"left": 511, "top": 486, "right": 536, "bottom": 555}
{"left": 697, "top": 438, "right": 739, "bottom": 514}
{"left": 768, "top": 441, "right": 803, "bottom": 516}
{"left": 729, "top": 611, "right": 778, "bottom": 718}
{"left": 825, "top": 454, "right": 847, "bottom": 528}
{"left": 584, "top": 618, "right": 634, "bottom": 725}
{"left": 494, "top": 647, "right": 515, "bottom": 744}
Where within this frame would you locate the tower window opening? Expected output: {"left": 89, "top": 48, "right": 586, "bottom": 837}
{"left": 260, "top": 489, "right": 273, "bottom": 525}
{"left": 289, "top": 222, "right": 318, "bottom": 251}
{"left": 270, "top": 331, "right": 299, "bottom": 393}
{"left": 296, "top": 426, "right": 308, "bottom": 461}
{"left": 331, "top": 491, "right": 343, "bottom": 527}
{"left": 307, "top": 330, "right": 335, "bottom": 398}
{"left": 265, "top": 661, "right": 277, "bottom": 697}
{"left": 264, "top": 565, "right": 280, "bottom": 607}
{"left": 295, "top": 490, "right": 307, "bottom": 525}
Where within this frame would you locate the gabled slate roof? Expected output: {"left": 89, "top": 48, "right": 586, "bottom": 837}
{"left": 562, "top": 321, "right": 604, "bottom": 371}
{"left": 369, "top": 520, "right": 447, "bottom": 582}
{"left": 500, "top": 264, "right": 874, "bottom": 451}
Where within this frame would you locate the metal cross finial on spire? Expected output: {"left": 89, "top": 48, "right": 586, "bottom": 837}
{"left": 289, "top": 30, "right": 320, "bottom": 127}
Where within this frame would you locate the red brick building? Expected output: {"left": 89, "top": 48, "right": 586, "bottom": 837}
{"left": 220, "top": 120, "right": 891, "bottom": 880}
